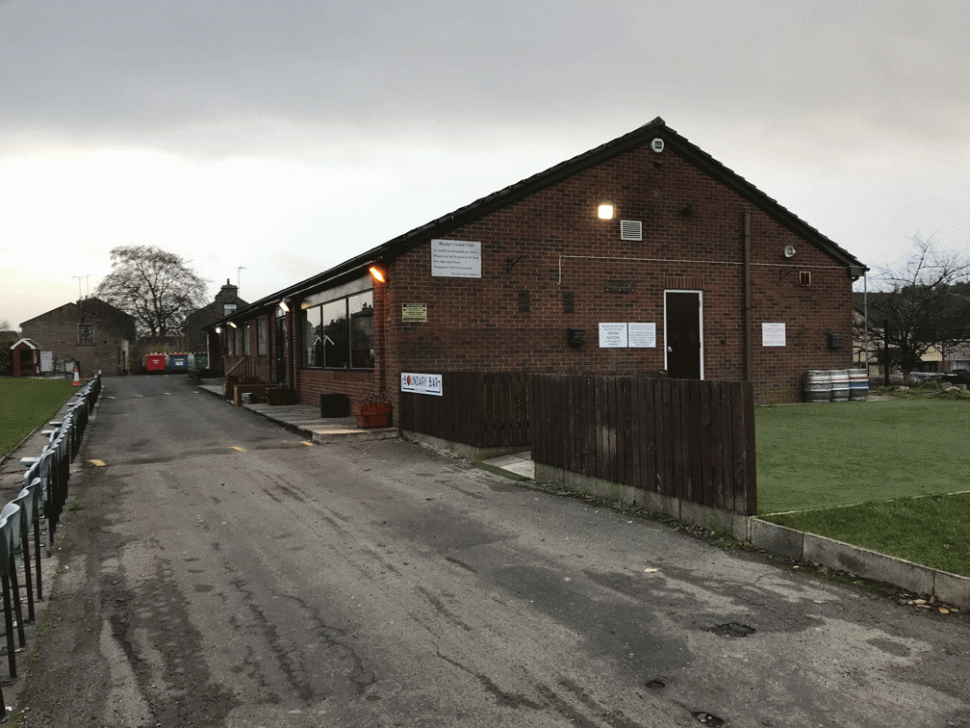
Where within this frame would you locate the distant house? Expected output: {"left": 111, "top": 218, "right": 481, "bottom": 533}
{"left": 854, "top": 290, "right": 970, "bottom": 375}
{"left": 183, "top": 280, "right": 248, "bottom": 372}
{"left": 20, "top": 298, "right": 136, "bottom": 377}
{"left": 212, "top": 117, "right": 867, "bottom": 409}
{"left": 8, "top": 338, "right": 41, "bottom": 377}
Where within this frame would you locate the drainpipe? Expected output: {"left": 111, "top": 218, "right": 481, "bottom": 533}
{"left": 744, "top": 212, "right": 752, "bottom": 382}
{"left": 377, "top": 281, "right": 387, "bottom": 400}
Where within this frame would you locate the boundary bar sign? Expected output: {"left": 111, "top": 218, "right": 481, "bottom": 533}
{"left": 401, "top": 372, "right": 443, "bottom": 396}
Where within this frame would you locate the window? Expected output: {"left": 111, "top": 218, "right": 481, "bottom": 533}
{"left": 303, "top": 290, "right": 374, "bottom": 370}
{"left": 78, "top": 325, "right": 94, "bottom": 344}
{"left": 304, "top": 305, "right": 323, "bottom": 367}
{"left": 256, "top": 316, "right": 267, "bottom": 355}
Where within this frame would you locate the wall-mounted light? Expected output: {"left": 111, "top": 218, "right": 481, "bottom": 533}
{"left": 369, "top": 266, "right": 386, "bottom": 283}
{"left": 215, "top": 326, "right": 222, "bottom": 334}
{"left": 278, "top": 299, "right": 290, "bottom": 313}
{"left": 682, "top": 202, "right": 699, "bottom": 216}
{"left": 597, "top": 204, "right": 615, "bottom": 220}
{"left": 227, "top": 321, "right": 237, "bottom": 329}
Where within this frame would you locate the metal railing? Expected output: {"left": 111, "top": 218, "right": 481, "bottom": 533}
{"left": 0, "top": 372, "right": 102, "bottom": 720}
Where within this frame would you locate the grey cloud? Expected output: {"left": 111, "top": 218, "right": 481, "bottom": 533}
{"left": 3, "top": 0, "right": 966, "bottom": 160}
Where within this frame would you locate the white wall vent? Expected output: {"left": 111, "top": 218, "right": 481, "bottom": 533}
{"left": 620, "top": 220, "right": 643, "bottom": 241}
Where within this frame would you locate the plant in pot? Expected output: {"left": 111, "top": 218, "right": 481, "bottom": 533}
{"left": 352, "top": 399, "right": 391, "bottom": 428}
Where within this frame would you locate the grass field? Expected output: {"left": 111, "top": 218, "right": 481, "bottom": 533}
{"left": 757, "top": 396, "right": 970, "bottom": 577}
{"left": 0, "top": 378, "right": 76, "bottom": 457}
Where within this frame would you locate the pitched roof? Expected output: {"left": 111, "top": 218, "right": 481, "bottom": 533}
{"left": 20, "top": 297, "right": 136, "bottom": 327}
{"left": 9, "top": 337, "right": 40, "bottom": 350}
{"left": 219, "top": 117, "right": 867, "bottom": 324}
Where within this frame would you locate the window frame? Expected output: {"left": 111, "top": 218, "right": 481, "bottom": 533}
{"left": 256, "top": 316, "right": 268, "bottom": 356}
{"left": 302, "top": 290, "right": 374, "bottom": 371}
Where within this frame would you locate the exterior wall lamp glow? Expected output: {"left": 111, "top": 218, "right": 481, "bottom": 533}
{"left": 227, "top": 321, "right": 237, "bottom": 329}
{"left": 278, "top": 300, "right": 290, "bottom": 313}
{"left": 215, "top": 326, "right": 221, "bottom": 334}
{"left": 597, "top": 204, "right": 614, "bottom": 220}
{"left": 369, "top": 266, "right": 386, "bottom": 283}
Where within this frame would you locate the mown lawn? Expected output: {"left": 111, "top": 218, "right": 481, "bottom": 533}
{"left": 757, "top": 397, "right": 970, "bottom": 577}
{"left": 0, "top": 377, "right": 75, "bottom": 457}
{"left": 764, "top": 493, "right": 970, "bottom": 578}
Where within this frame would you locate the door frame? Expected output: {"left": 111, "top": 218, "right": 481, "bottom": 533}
{"left": 274, "top": 311, "right": 288, "bottom": 385}
{"left": 663, "top": 289, "right": 704, "bottom": 380}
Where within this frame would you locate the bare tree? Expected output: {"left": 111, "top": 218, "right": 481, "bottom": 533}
{"left": 861, "top": 234, "right": 970, "bottom": 372}
{"left": 96, "top": 245, "right": 208, "bottom": 337}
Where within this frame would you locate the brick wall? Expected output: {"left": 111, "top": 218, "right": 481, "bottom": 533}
{"left": 21, "top": 299, "right": 135, "bottom": 377}
{"left": 378, "top": 141, "right": 853, "bottom": 406}
{"left": 270, "top": 136, "right": 855, "bottom": 413}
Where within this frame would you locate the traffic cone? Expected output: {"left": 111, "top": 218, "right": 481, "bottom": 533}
{"left": 72, "top": 365, "right": 81, "bottom": 387}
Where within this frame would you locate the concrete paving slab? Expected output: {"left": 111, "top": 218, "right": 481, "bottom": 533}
{"left": 195, "top": 381, "right": 397, "bottom": 444}
{"left": 502, "top": 461, "right": 535, "bottom": 478}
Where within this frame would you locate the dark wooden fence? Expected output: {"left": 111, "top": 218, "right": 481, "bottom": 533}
{"left": 530, "top": 375, "right": 757, "bottom": 515}
{"left": 399, "top": 371, "right": 530, "bottom": 449}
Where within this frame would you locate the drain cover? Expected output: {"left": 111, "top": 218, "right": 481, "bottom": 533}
{"left": 710, "top": 622, "right": 756, "bottom": 638}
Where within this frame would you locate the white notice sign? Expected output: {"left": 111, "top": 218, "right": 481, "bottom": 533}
{"left": 401, "top": 372, "right": 443, "bottom": 396}
{"left": 762, "top": 323, "right": 786, "bottom": 347}
{"left": 599, "top": 323, "right": 628, "bottom": 348}
{"left": 628, "top": 323, "right": 657, "bottom": 348}
{"left": 431, "top": 239, "right": 482, "bottom": 278}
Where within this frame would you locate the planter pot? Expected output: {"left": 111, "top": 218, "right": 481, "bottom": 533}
{"left": 353, "top": 402, "right": 391, "bottom": 428}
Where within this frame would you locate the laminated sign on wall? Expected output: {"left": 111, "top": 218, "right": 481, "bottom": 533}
{"left": 401, "top": 372, "right": 443, "bottom": 396}
{"left": 431, "top": 240, "right": 481, "bottom": 278}
{"left": 762, "top": 323, "right": 786, "bottom": 347}
{"left": 598, "top": 323, "right": 628, "bottom": 348}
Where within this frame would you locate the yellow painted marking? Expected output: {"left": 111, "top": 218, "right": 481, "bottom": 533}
{"left": 89, "top": 459, "right": 106, "bottom": 467}
{"left": 107, "top": 396, "right": 116, "bottom": 400}
{"left": 231, "top": 446, "right": 246, "bottom": 452}
{"left": 301, "top": 441, "right": 315, "bottom": 447}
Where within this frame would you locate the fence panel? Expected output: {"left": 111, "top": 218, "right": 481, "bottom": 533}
{"left": 400, "top": 371, "right": 530, "bottom": 450}
{"left": 530, "top": 375, "right": 756, "bottom": 516}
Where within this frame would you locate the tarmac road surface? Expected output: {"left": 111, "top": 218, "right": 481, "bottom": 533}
{"left": 13, "top": 375, "right": 970, "bottom": 727}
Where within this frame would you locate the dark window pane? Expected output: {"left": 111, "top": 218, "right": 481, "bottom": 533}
{"left": 349, "top": 291, "right": 374, "bottom": 369}
{"left": 303, "top": 306, "right": 323, "bottom": 367}
{"left": 323, "top": 299, "right": 349, "bottom": 369}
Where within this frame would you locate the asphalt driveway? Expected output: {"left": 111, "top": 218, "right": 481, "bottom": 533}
{"left": 11, "top": 375, "right": 970, "bottom": 727}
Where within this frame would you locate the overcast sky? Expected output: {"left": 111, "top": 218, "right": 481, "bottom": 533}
{"left": 1, "top": 0, "right": 967, "bottom": 329}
